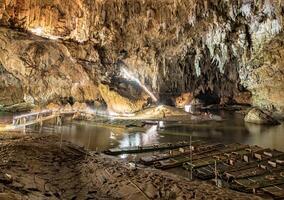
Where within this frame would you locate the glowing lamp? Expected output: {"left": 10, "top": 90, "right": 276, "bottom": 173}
{"left": 184, "top": 104, "right": 192, "bottom": 113}
{"left": 158, "top": 121, "right": 165, "bottom": 128}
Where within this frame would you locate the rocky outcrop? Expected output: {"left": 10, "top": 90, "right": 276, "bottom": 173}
{"left": 135, "top": 105, "right": 189, "bottom": 119}
{"left": 240, "top": 33, "right": 284, "bottom": 113}
{"left": 0, "top": 27, "right": 101, "bottom": 109}
{"left": 98, "top": 84, "right": 148, "bottom": 114}
{"left": 244, "top": 108, "right": 280, "bottom": 125}
{"left": 0, "top": 0, "right": 283, "bottom": 114}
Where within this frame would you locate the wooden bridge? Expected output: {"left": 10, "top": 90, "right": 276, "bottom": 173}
{"left": 0, "top": 109, "right": 93, "bottom": 131}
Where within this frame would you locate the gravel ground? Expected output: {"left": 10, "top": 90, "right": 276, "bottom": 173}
{"left": 0, "top": 132, "right": 262, "bottom": 200}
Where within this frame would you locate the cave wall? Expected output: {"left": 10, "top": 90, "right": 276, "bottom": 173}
{"left": 0, "top": 28, "right": 101, "bottom": 106}
{"left": 0, "top": 0, "right": 283, "bottom": 113}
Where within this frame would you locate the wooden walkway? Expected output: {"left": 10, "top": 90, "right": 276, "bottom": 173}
{"left": 0, "top": 109, "right": 85, "bottom": 131}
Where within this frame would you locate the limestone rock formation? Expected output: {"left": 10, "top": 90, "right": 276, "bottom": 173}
{"left": 72, "top": 102, "right": 89, "bottom": 111}
{"left": 135, "top": 105, "right": 189, "bottom": 119}
{"left": 240, "top": 33, "right": 284, "bottom": 113}
{"left": 175, "top": 92, "right": 194, "bottom": 108}
{"left": 0, "top": 0, "right": 283, "bottom": 115}
{"left": 98, "top": 84, "right": 148, "bottom": 114}
{"left": 0, "top": 27, "right": 100, "bottom": 109}
{"left": 244, "top": 108, "right": 280, "bottom": 125}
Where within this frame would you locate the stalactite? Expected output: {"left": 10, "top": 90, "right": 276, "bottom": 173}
{"left": 0, "top": 0, "right": 283, "bottom": 111}
{"left": 240, "top": 2, "right": 252, "bottom": 18}
{"left": 162, "top": 54, "right": 166, "bottom": 77}
{"left": 194, "top": 48, "right": 201, "bottom": 77}
{"left": 263, "top": 0, "right": 275, "bottom": 17}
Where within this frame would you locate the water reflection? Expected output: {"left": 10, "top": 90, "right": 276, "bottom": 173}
{"left": 244, "top": 123, "right": 284, "bottom": 151}
{"left": 119, "top": 125, "right": 158, "bottom": 148}
{"left": 3, "top": 111, "right": 284, "bottom": 152}
{"left": 0, "top": 112, "right": 13, "bottom": 124}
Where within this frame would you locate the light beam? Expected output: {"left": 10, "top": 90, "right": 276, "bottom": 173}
{"left": 29, "top": 26, "right": 60, "bottom": 40}
{"left": 121, "top": 68, "right": 158, "bottom": 102}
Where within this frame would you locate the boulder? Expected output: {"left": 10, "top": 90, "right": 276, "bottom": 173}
{"left": 175, "top": 93, "right": 193, "bottom": 108}
{"left": 98, "top": 84, "right": 148, "bottom": 114}
{"left": 244, "top": 108, "right": 280, "bottom": 125}
{"left": 72, "top": 102, "right": 88, "bottom": 111}
{"left": 135, "top": 105, "right": 189, "bottom": 119}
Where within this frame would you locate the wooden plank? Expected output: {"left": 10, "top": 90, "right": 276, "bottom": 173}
{"left": 261, "top": 184, "right": 284, "bottom": 199}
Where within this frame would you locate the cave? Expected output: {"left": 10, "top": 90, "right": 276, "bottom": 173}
{"left": 0, "top": 0, "right": 283, "bottom": 199}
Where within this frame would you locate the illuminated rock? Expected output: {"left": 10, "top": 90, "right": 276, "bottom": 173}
{"left": 175, "top": 93, "right": 194, "bottom": 108}
{"left": 72, "top": 102, "right": 88, "bottom": 111}
{"left": 244, "top": 108, "right": 280, "bottom": 125}
{"left": 135, "top": 105, "right": 189, "bottom": 119}
{"left": 98, "top": 84, "right": 148, "bottom": 114}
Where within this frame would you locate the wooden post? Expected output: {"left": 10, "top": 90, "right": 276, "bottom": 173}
{"left": 190, "top": 135, "right": 193, "bottom": 180}
{"left": 60, "top": 131, "right": 63, "bottom": 150}
{"left": 215, "top": 160, "right": 218, "bottom": 186}
{"left": 39, "top": 114, "right": 43, "bottom": 127}
{"left": 56, "top": 116, "right": 62, "bottom": 126}
{"left": 23, "top": 117, "right": 26, "bottom": 131}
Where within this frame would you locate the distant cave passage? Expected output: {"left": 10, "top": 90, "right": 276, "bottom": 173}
{"left": 196, "top": 90, "right": 220, "bottom": 105}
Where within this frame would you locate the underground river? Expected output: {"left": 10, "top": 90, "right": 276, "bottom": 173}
{"left": 2, "top": 111, "right": 283, "bottom": 152}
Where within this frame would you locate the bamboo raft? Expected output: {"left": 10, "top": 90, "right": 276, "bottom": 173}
{"left": 191, "top": 147, "right": 272, "bottom": 180}
{"left": 104, "top": 141, "right": 200, "bottom": 155}
{"left": 224, "top": 153, "right": 284, "bottom": 181}
{"left": 105, "top": 141, "right": 284, "bottom": 199}
{"left": 230, "top": 171, "right": 284, "bottom": 193}
{"left": 155, "top": 143, "right": 248, "bottom": 169}
{"left": 261, "top": 183, "right": 284, "bottom": 199}
{"left": 140, "top": 143, "right": 223, "bottom": 165}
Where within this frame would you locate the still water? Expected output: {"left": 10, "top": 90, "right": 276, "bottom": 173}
{"left": 1, "top": 111, "right": 283, "bottom": 152}
{"left": 16, "top": 111, "right": 284, "bottom": 152}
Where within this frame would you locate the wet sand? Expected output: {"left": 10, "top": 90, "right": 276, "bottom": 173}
{"left": 0, "top": 132, "right": 262, "bottom": 200}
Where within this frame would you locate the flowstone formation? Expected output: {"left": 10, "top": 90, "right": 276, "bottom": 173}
{"left": 0, "top": 0, "right": 283, "bottom": 114}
